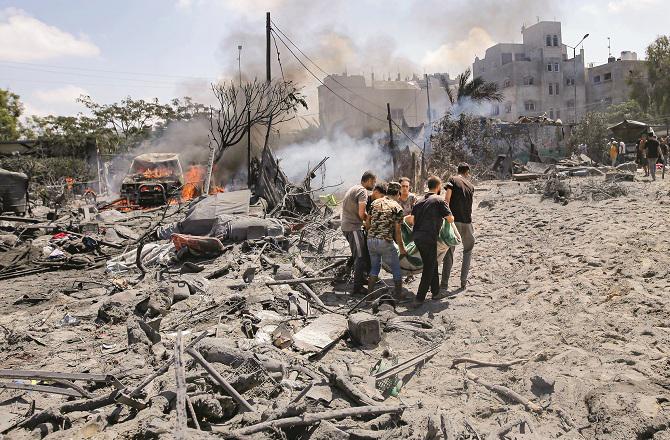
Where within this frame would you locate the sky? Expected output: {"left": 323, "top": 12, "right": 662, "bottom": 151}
{"left": 0, "top": 0, "right": 667, "bottom": 118}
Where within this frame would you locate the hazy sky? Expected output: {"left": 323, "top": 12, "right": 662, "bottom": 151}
{"left": 1, "top": 0, "right": 667, "bottom": 118}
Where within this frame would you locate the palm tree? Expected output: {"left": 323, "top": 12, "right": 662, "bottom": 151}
{"left": 440, "top": 68, "right": 503, "bottom": 105}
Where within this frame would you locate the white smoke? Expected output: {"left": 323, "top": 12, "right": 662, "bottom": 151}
{"left": 275, "top": 131, "right": 392, "bottom": 193}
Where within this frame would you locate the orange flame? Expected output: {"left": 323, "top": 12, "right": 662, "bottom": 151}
{"left": 182, "top": 165, "right": 206, "bottom": 201}
{"left": 139, "top": 166, "right": 173, "bottom": 179}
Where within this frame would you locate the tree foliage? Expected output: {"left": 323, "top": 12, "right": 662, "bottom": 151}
{"left": 0, "top": 88, "right": 24, "bottom": 141}
{"left": 569, "top": 111, "right": 610, "bottom": 161}
{"left": 209, "top": 79, "right": 307, "bottom": 162}
{"left": 440, "top": 68, "right": 504, "bottom": 106}
{"left": 644, "top": 35, "right": 670, "bottom": 116}
{"left": 604, "top": 100, "right": 653, "bottom": 124}
{"left": 428, "top": 112, "right": 500, "bottom": 175}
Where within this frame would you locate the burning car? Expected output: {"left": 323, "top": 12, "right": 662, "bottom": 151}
{"left": 120, "top": 153, "right": 184, "bottom": 206}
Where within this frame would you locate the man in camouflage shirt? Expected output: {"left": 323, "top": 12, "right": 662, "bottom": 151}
{"left": 365, "top": 182, "right": 407, "bottom": 297}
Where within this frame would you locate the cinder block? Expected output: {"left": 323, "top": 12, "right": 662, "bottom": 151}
{"left": 348, "top": 312, "right": 381, "bottom": 346}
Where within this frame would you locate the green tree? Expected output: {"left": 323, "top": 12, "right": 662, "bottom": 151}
{"left": 428, "top": 112, "right": 500, "bottom": 174}
{"left": 642, "top": 35, "right": 670, "bottom": 116}
{"left": 440, "top": 68, "right": 504, "bottom": 107}
{"left": 0, "top": 88, "right": 24, "bottom": 141}
{"left": 77, "top": 95, "right": 208, "bottom": 152}
{"left": 569, "top": 112, "right": 610, "bottom": 161}
{"left": 604, "top": 100, "right": 653, "bottom": 124}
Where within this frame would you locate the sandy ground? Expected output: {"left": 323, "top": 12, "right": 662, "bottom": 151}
{"left": 1, "top": 174, "right": 669, "bottom": 439}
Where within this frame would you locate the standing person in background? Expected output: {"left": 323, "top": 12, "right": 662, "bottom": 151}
{"left": 442, "top": 163, "right": 476, "bottom": 291}
{"left": 619, "top": 139, "right": 626, "bottom": 164}
{"left": 411, "top": 176, "right": 454, "bottom": 307}
{"left": 660, "top": 136, "right": 669, "bottom": 179}
{"left": 646, "top": 132, "right": 663, "bottom": 182}
{"left": 366, "top": 182, "right": 406, "bottom": 297}
{"left": 341, "top": 171, "right": 376, "bottom": 295}
{"left": 638, "top": 136, "right": 648, "bottom": 177}
{"left": 398, "top": 177, "right": 417, "bottom": 216}
{"left": 609, "top": 138, "right": 618, "bottom": 166}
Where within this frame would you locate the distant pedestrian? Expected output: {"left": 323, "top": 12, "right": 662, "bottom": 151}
{"left": 411, "top": 176, "right": 454, "bottom": 307}
{"left": 366, "top": 182, "right": 406, "bottom": 297}
{"left": 341, "top": 171, "right": 376, "bottom": 295}
{"left": 398, "top": 177, "right": 417, "bottom": 216}
{"left": 609, "top": 138, "right": 618, "bottom": 167}
{"left": 442, "top": 163, "right": 475, "bottom": 291}
{"left": 637, "top": 137, "right": 648, "bottom": 176}
{"left": 646, "top": 132, "right": 663, "bottom": 181}
{"left": 619, "top": 140, "right": 626, "bottom": 163}
{"left": 661, "top": 136, "right": 669, "bottom": 179}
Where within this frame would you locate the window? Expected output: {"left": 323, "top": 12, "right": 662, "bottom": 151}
{"left": 514, "top": 53, "right": 528, "bottom": 61}
{"left": 566, "top": 78, "right": 575, "bottom": 86}
{"left": 524, "top": 101, "right": 536, "bottom": 111}
{"left": 547, "top": 64, "right": 553, "bottom": 72}
{"left": 550, "top": 109, "right": 554, "bottom": 119}
{"left": 594, "top": 75, "right": 601, "bottom": 83}
{"left": 501, "top": 53, "right": 513, "bottom": 65}
{"left": 503, "top": 78, "right": 512, "bottom": 88}
{"left": 553, "top": 35, "right": 559, "bottom": 47}
{"left": 554, "top": 63, "right": 560, "bottom": 72}
{"left": 555, "top": 83, "right": 560, "bottom": 95}
{"left": 505, "top": 103, "right": 512, "bottom": 113}
{"left": 604, "top": 72, "right": 612, "bottom": 81}
{"left": 549, "top": 84, "right": 554, "bottom": 95}
{"left": 523, "top": 76, "right": 534, "bottom": 85}
{"left": 556, "top": 110, "right": 561, "bottom": 119}
{"left": 391, "top": 108, "right": 404, "bottom": 120}
{"left": 546, "top": 35, "right": 552, "bottom": 47}
{"left": 567, "top": 99, "right": 575, "bottom": 108}
{"left": 492, "top": 104, "right": 500, "bottom": 116}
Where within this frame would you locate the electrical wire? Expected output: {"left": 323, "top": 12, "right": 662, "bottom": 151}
{"left": 270, "top": 27, "right": 423, "bottom": 150}
{"left": 271, "top": 20, "right": 387, "bottom": 111}
{"left": 270, "top": 31, "right": 285, "bottom": 81}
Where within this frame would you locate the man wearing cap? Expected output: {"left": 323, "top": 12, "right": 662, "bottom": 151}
{"left": 609, "top": 138, "right": 618, "bottom": 167}
{"left": 442, "top": 163, "right": 475, "bottom": 291}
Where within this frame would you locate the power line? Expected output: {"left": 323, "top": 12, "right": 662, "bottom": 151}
{"left": 270, "top": 28, "right": 386, "bottom": 123}
{"left": 270, "top": 27, "right": 423, "bottom": 150}
{"left": 270, "top": 31, "right": 285, "bottom": 81}
{"left": 271, "top": 20, "right": 387, "bottom": 111}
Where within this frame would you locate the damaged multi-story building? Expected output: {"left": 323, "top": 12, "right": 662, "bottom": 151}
{"left": 317, "top": 73, "right": 452, "bottom": 139}
{"left": 473, "top": 20, "right": 649, "bottom": 123}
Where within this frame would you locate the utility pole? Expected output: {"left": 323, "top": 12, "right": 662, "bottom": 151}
{"left": 247, "top": 109, "right": 251, "bottom": 188}
{"left": 387, "top": 103, "right": 396, "bottom": 175}
{"left": 424, "top": 73, "right": 432, "bottom": 130}
{"left": 386, "top": 103, "right": 394, "bottom": 150}
{"left": 266, "top": 12, "right": 271, "bottom": 83}
{"left": 237, "top": 45, "right": 242, "bottom": 87}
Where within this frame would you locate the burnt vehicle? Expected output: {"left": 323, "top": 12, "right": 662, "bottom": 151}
{"left": 120, "top": 153, "right": 184, "bottom": 206}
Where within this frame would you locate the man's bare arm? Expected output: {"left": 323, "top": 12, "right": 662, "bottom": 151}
{"left": 358, "top": 202, "right": 367, "bottom": 223}
{"left": 444, "top": 188, "right": 453, "bottom": 204}
{"left": 394, "top": 222, "right": 406, "bottom": 255}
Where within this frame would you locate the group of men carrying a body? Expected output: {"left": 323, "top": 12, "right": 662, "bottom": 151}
{"left": 340, "top": 164, "right": 475, "bottom": 308}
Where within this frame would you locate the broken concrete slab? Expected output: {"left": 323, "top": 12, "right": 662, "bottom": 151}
{"left": 293, "top": 314, "right": 348, "bottom": 351}
{"left": 348, "top": 312, "right": 381, "bottom": 347}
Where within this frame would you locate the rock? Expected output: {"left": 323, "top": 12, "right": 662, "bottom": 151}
{"left": 606, "top": 172, "right": 634, "bottom": 182}
{"left": 616, "top": 161, "right": 638, "bottom": 173}
{"left": 530, "top": 374, "right": 555, "bottom": 397}
{"left": 190, "top": 394, "right": 236, "bottom": 421}
{"left": 97, "top": 301, "right": 131, "bottom": 324}
{"left": 348, "top": 312, "right": 381, "bottom": 347}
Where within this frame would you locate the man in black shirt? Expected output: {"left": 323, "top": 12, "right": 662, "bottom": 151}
{"left": 442, "top": 163, "right": 475, "bottom": 290}
{"left": 411, "top": 176, "right": 454, "bottom": 306}
{"left": 646, "top": 133, "right": 664, "bottom": 181}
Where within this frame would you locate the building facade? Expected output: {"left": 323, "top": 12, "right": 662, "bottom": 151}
{"left": 585, "top": 51, "right": 648, "bottom": 112}
{"left": 317, "top": 73, "right": 450, "bottom": 139}
{"left": 473, "top": 21, "right": 587, "bottom": 123}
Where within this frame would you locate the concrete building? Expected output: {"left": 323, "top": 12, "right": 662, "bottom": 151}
{"left": 317, "top": 73, "right": 450, "bottom": 139}
{"left": 585, "top": 51, "right": 648, "bottom": 112}
{"left": 473, "top": 21, "right": 587, "bottom": 123}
